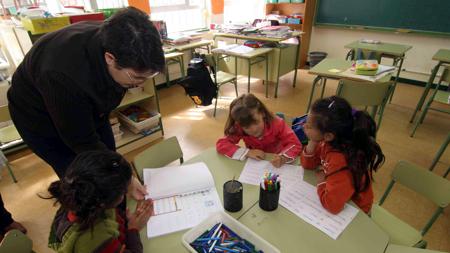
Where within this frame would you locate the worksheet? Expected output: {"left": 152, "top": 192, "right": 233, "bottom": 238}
{"left": 280, "top": 180, "right": 359, "bottom": 239}
{"left": 238, "top": 158, "right": 304, "bottom": 187}
{"left": 143, "top": 162, "right": 223, "bottom": 238}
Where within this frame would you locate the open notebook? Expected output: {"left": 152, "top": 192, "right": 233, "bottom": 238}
{"left": 143, "top": 162, "right": 222, "bottom": 238}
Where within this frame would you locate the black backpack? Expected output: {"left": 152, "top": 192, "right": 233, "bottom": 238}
{"left": 178, "top": 57, "right": 217, "bottom": 106}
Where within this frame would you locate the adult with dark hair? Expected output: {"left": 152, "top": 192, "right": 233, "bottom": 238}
{"left": 7, "top": 7, "right": 164, "bottom": 199}
{"left": 45, "top": 150, "right": 153, "bottom": 253}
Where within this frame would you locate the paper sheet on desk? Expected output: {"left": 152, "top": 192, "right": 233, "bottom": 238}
{"left": 280, "top": 181, "right": 359, "bottom": 240}
{"left": 238, "top": 158, "right": 304, "bottom": 187}
{"left": 143, "top": 162, "right": 223, "bottom": 238}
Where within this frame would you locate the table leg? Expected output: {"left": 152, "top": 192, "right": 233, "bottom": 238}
{"left": 345, "top": 49, "right": 354, "bottom": 61}
{"left": 292, "top": 36, "right": 301, "bottom": 88}
{"left": 179, "top": 55, "right": 185, "bottom": 78}
{"left": 165, "top": 63, "right": 170, "bottom": 88}
{"left": 153, "top": 78, "right": 164, "bottom": 135}
{"left": 409, "top": 62, "right": 442, "bottom": 123}
{"left": 235, "top": 55, "right": 238, "bottom": 91}
{"left": 306, "top": 76, "right": 323, "bottom": 113}
{"left": 247, "top": 58, "right": 251, "bottom": 94}
{"left": 320, "top": 78, "right": 328, "bottom": 99}
{"left": 389, "top": 56, "right": 404, "bottom": 102}
{"left": 274, "top": 48, "right": 282, "bottom": 98}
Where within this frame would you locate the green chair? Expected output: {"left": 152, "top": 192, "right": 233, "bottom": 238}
{"left": 133, "top": 136, "right": 183, "bottom": 181}
{"left": 371, "top": 160, "right": 450, "bottom": 248}
{"left": 0, "top": 105, "right": 23, "bottom": 183}
{"left": 410, "top": 67, "right": 450, "bottom": 137}
{"left": 336, "top": 79, "right": 393, "bottom": 131}
{"left": 428, "top": 132, "right": 450, "bottom": 178}
{"left": 0, "top": 229, "right": 33, "bottom": 253}
{"left": 204, "top": 54, "right": 238, "bottom": 117}
{"left": 385, "top": 244, "right": 447, "bottom": 253}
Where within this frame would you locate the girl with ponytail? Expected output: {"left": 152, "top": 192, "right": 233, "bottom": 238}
{"left": 44, "top": 150, "right": 153, "bottom": 253}
{"left": 301, "top": 96, "right": 384, "bottom": 214}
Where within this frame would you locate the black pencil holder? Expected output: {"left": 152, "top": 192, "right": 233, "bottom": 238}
{"left": 223, "top": 180, "right": 243, "bottom": 212}
{"left": 259, "top": 183, "right": 280, "bottom": 211}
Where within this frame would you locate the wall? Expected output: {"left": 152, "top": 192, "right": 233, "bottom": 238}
{"left": 309, "top": 26, "right": 450, "bottom": 81}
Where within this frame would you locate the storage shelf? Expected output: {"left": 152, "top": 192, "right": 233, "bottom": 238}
{"left": 117, "top": 91, "right": 153, "bottom": 110}
{"left": 116, "top": 127, "right": 163, "bottom": 154}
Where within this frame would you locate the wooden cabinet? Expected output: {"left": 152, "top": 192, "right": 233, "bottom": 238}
{"left": 265, "top": 0, "right": 316, "bottom": 68}
{"left": 113, "top": 79, "right": 163, "bottom": 154}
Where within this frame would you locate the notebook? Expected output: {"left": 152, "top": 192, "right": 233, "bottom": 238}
{"left": 143, "top": 162, "right": 223, "bottom": 238}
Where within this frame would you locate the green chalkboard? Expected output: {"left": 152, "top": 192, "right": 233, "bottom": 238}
{"left": 315, "top": 0, "right": 450, "bottom": 36}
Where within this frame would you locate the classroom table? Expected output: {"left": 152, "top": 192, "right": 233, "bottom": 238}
{"left": 306, "top": 58, "right": 392, "bottom": 113}
{"left": 213, "top": 47, "right": 273, "bottom": 97}
{"left": 162, "top": 52, "right": 185, "bottom": 87}
{"left": 409, "top": 49, "right": 450, "bottom": 123}
{"left": 345, "top": 41, "right": 412, "bottom": 102}
{"left": 238, "top": 166, "right": 389, "bottom": 253}
{"left": 127, "top": 148, "right": 260, "bottom": 252}
{"left": 213, "top": 32, "right": 303, "bottom": 98}
{"left": 128, "top": 147, "right": 390, "bottom": 252}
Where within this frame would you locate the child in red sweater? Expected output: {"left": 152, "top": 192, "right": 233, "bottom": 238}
{"left": 301, "top": 96, "right": 384, "bottom": 214}
{"left": 217, "top": 93, "right": 301, "bottom": 167}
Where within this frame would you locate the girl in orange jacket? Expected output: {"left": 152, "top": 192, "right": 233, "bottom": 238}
{"left": 301, "top": 96, "right": 384, "bottom": 214}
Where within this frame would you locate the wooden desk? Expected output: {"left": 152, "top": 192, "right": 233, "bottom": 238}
{"left": 214, "top": 32, "right": 303, "bottom": 98}
{"left": 345, "top": 41, "right": 412, "bottom": 102}
{"left": 128, "top": 147, "right": 390, "bottom": 252}
{"left": 213, "top": 47, "right": 273, "bottom": 97}
{"left": 409, "top": 49, "right": 450, "bottom": 123}
{"left": 306, "top": 58, "right": 391, "bottom": 112}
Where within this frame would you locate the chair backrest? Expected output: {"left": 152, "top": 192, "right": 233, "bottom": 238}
{"left": 391, "top": 160, "right": 450, "bottom": 208}
{"left": 0, "top": 229, "right": 33, "bottom": 253}
{"left": 133, "top": 136, "right": 183, "bottom": 180}
{"left": 0, "top": 105, "right": 11, "bottom": 122}
{"left": 355, "top": 49, "right": 383, "bottom": 63}
{"left": 336, "top": 79, "right": 393, "bottom": 129}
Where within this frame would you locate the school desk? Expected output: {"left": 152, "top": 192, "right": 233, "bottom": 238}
{"left": 238, "top": 165, "right": 389, "bottom": 253}
{"left": 128, "top": 147, "right": 390, "bottom": 252}
{"left": 306, "top": 58, "right": 392, "bottom": 113}
{"left": 409, "top": 49, "right": 450, "bottom": 123}
{"left": 345, "top": 40, "right": 412, "bottom": 102}
{"left": 161, "top": 52, "right": 185, "bottom": 87}
{"left": 212, "top": 47, "right": 273, "bottom": 97}
{"left": 213, "top": 32, "right": 303, "bottom": 98}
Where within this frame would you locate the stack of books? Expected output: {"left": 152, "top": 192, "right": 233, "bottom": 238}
{"left": 258, "top": 26, "right": 291, "bottom": 38}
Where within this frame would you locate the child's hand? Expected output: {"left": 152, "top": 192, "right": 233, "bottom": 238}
{"left": 127, "top": 199, "right": 154, "bottom": 231}
{"left": 128, "top": 176, "right": 148, "bottom": 201}
{"left": 271, "top": 155, "right": 288, "bottom": 168}
{"left": 305, "top": 140, "right": 319, "bottom": 155}
{"left": 246, "top": 149, "right": 265, "bottom": 160}
{"left": 315, "top": 169, "right": 326, "bottom": 184}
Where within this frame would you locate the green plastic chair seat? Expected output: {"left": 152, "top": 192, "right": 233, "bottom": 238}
{"left": 0, "top": 125, "right": 22, "bottom": 143}
{"left": 212, "top": 71, "right": 236, "bottom": 85}
{"left": 0, "top": 229, "right": 33, "bottom": 253}
{"left": 133, "top": 136, "right": 183, "bottom": 181}
{"left": 371, "top": 204, "right": 423, "bottom": 246}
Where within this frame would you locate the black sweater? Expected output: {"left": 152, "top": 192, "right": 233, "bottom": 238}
{"left": 8, "top": 21, "right": 126, "bottom": 153}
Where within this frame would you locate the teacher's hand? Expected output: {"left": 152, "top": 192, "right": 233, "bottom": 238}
{"left": 128, "top": 176, "right": 148, "bottom": 200}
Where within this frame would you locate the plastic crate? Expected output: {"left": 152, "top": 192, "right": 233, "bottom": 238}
{"left": 21, "top": 16, "right": 70, "bottom": 35}
{"left": 182, "top": 211, "right": 280, "bottom": 253}
{"left": 118, "top": 109, "right": 160, "bottom": 134}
